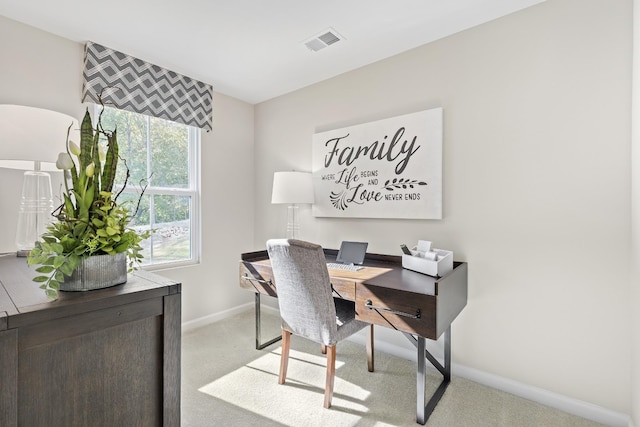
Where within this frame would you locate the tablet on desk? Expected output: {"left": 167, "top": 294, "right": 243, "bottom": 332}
{"left": 327, "top": 241, "right": 368, "bottom": 271}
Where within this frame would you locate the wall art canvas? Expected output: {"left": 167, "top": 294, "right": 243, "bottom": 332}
{"left": 312, "top": 108, "right": 443, "bottom": 219}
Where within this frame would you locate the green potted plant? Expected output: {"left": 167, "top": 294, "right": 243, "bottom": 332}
{"left": 27, "top": 106, "right": 149, "bottom": 299}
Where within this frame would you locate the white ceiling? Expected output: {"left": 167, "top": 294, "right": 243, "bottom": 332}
{"left": 0, "top": 0, "right": 546, "bottom": 104}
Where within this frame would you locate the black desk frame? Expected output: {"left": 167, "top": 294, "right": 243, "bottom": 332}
{"left": 254, "top": 292, "right": 281, "bottom": 350}
{"left": 407, "top": 330, "right": 451, "bottom": 424}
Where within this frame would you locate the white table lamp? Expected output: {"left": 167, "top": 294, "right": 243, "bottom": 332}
{"left": 0, "top": 105, "right": 79, "bottom": 256}
{"left": 271, "top": 171, "right": 314, "bottom": 239}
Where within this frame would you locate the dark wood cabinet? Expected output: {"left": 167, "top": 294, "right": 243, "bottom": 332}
{"left": 0, "top": 254, "right": 181, "bottom": 427}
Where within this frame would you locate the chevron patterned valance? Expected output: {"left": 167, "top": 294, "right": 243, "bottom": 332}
{"left": 82, "top": 41, "right": 213, "bottom": 132}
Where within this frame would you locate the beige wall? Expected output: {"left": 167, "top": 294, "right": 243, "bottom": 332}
{"left": 255, "top": 0, "right": 632, "bottom": 415}
{"left": 0, "top": 16, "right": 256, "bottom": 324}
{"left": 159, "top": 90, "right": 255, "bottom": 323}
{"left": 632, "top": 0, "right": 640, "bottom": 424}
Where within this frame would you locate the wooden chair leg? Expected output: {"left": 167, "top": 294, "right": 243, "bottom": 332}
{"left": 324, "top": 345, "right": 336, "bottom": 408}
{"left": 321, "top": 344, "right": 327, "bottom": 354}
{"left": 366, "top": 324, "right": 374, "bottom": 372}
{"left": 279, "top": 330, "right": 291, "bottom": 385}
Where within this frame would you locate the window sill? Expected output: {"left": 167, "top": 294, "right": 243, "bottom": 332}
{"left": 141, "top": 258, "right": 200, "bottom": 272}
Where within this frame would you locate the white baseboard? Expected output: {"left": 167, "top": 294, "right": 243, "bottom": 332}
{"left": 347, "top": 332, "right": 631, "bottom": 427}
{"left": 183, "top": 306, "right": 631, "bottom": 427}
{"left": 181, "top": 303, "right": 254, "bottom": 333}
{"left": 456, "top": 364, "right": 630, "bottom": 427}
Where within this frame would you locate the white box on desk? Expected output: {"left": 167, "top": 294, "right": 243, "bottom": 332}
{"left": 402, "top": 249, "right": 453, "bottom": 277}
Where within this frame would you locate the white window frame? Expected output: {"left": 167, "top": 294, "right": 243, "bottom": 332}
{"left": 96, "top": 105, "right": 201, "bottom": 269}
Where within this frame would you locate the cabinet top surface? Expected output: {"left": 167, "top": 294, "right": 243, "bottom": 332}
{"left": 0, "top": 254, "right": 180, "bottom": 324}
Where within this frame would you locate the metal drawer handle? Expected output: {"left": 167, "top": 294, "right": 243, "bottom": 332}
{"left": 243, "top": 273, "right": 272, "bottom": 285}
{"left": 365, "top": 299, "right": 421, "bottom": 319}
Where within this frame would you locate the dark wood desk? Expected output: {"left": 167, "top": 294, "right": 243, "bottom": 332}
{"left": 0, "top": 254, "right": 181, "bottom": 427}
{"left": 239, "top": 249, "right": 468, "bottom": 425}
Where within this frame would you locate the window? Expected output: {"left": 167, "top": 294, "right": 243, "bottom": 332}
{"left": 96, "top": 105, "right": 200, "bottom": 268}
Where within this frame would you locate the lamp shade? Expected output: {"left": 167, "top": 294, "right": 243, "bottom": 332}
{"left": 0, "top": 105, "right": 79, "bottom": 171}
{"left": 271, "top": 171, "right": 314, "bottom": 204}
{"left": 0, "top": 105, "right": 80, "bottom": 255}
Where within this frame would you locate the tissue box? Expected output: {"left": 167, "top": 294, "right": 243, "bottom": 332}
{"left": 402, "top": 248, "right": 453, "bottom": 277}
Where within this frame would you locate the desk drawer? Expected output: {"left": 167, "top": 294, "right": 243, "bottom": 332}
{"left": 239, "top": 262, "right": 355, "bottom": 301}
{"left": 356, "top": 284, "right": 437, "bottom": 339}
{"left": 330, "top": 278, "right": 355, "bottom": 301}
{"left": 239, "top": 262, "right": 277, "bottom": 297}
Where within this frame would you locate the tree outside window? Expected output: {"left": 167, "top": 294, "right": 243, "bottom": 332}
{"left": 97, "top": 106, "right": 200, "bottom": 267}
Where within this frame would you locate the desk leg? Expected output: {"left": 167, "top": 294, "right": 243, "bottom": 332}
{"left": 417, "top": 337, "right": 426, "bottom": 423}
{"left": 416, "top": 326, "right": 451, "bottom": 425}
{"left": 254, "top": 293, "right": 282, "bottom": 350}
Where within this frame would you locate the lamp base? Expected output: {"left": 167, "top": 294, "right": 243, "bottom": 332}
{"left": 286, "top": 204, "right": 300, "bottom": 240}
{"left": 15, "top": 170, "right": 53, "bottom": 257}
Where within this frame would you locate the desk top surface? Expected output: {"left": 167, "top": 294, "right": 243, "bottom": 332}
{"left": 241, "top": 249, "right": 466, "bottom": 296}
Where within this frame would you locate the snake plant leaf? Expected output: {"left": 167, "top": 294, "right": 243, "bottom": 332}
{"left": 92, "top": 141, "right": 102, "bottom": 185}
{"left": 79, "top": 110, "right": 94, "bottom": 178}
{"left": 102, "top": 130, "right": 118, "bottom": 193}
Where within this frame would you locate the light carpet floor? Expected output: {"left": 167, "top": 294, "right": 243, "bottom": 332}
{"left": 181, "top": 309, "right": 605, "bottom": 427}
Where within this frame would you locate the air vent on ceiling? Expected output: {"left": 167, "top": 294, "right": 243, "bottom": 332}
{"left": 303, "top": 28, "right": 344, "bottom": 52}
